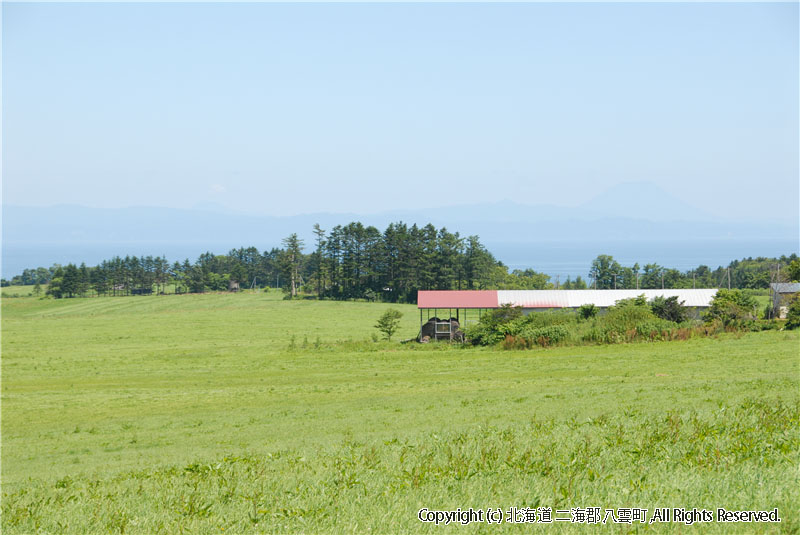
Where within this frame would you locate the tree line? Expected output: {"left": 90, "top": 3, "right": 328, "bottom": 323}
{"left": 587, "top": 254, "right": 800, "bottom": 290}
{"left": 2, "top": 221, "right": 798, "bottom": 300}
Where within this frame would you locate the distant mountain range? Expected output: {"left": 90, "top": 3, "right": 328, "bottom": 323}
{"left": 2, "top": 182, "right": 797, "bottom": 278}
{"left": 3, "top": 182, "right": 795, "bottom": 247}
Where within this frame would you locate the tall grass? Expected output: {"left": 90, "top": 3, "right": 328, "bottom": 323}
{"left": 3, "top": 398, "right": 797, "bottom": 534}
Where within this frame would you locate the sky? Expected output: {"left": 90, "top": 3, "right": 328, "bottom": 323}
{"left": 2, "top": 2, "right": 798, "bottom": 222}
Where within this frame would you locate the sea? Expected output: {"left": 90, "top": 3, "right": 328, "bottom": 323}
{"left": 2, "top": 238, "right": 797, "bottom": 281}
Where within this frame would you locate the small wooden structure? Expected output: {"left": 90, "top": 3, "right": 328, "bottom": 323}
{"left": 418, "top": 317, "right": 464, "bottom": 343}
{"left": 228, "top": 279, "right": 240, "bottom": 292}
{"left": 771, "top": 283, "right": 800, "bottom": 319}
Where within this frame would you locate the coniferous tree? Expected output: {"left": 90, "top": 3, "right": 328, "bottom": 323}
{"left": 281, "top": 234, "right": 304, "bottom": 297}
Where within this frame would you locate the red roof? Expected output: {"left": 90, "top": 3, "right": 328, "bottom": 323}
{"left": 417, "top": 290, "right": 499, "bottom": 309}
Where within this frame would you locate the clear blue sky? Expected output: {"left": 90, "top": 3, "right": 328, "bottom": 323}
{"left": 3, "top": 2, "right": 798, "bottom": 221}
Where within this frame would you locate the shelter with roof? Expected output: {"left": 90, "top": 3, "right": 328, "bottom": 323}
{"left": 417, "top": 289, "right": 718, "bottom": 335}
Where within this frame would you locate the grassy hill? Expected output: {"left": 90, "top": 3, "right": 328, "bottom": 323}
{"left": 2, "top": 293, "right": 798, "bottom": 533}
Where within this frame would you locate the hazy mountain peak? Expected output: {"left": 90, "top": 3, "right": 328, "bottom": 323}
{"left": 579, "top": 181, "right": 712, "bottom": 222}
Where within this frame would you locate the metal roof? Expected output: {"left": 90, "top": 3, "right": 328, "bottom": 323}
{"left": 417, "top": 290, "right": 499, "bottom": 309}
{"left": 771, "top": 283, "right": 800, "bottom": 294}
{"left": 418, "top": 289, "right": 718, "bottom": 309}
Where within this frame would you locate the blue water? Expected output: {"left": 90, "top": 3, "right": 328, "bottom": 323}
{"left": 2, "top": 238, "right": 798, "bottom": 280}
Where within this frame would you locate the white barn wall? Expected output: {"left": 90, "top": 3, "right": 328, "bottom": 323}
{"left": 497, "top": 289, "right": 718, "bottom": 309}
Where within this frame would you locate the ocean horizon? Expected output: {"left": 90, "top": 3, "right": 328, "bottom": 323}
{"left": 2, "top": 238, "right": 797, "bottom": 282}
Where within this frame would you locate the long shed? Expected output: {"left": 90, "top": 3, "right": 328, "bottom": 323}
{"left": 417, "top": 289, "right": 718, "bottom": 329}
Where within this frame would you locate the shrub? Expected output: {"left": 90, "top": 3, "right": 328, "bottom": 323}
{"left": 614, "top": 295, "right": 648, "bottom": 308}
{"left": 525, "top": 325, "right": 570, "bottom": 347}
{"left": 482, "top": 304, "right": 524, "bottom": 328}
{"left": 464, "top": 322, "right": 505, "bottom": 346}
{"left": 603, "top": 298, "right": 658, "bottom": 330}
{"left": 465, "top": 305, "right": 524, "bottom": 345}
{"left": 705, "top": 289, "right": 757, "bottom": 328}
{"left": 650, "top": 296, "right": 688, "bottom": 323}
{"left": 512, "top": 310, "right": 576, "bottom": 331}
{"left": 785, "top": 296, "right": 800, "bottom": 330}
{"left": 498, "top": 325, "right": 570, "bottom": 349}
{"left": 578, "top": 303, "right": 597, "bottom": 320}
{"left": 375, "top": 308, "right": 403, "bottom": 340}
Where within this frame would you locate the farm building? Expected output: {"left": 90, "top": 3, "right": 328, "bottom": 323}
{"left": 770, "top": 283, "right": 800, "bottom": 319}
{"left": 417, "top": 289, "right": 718, "bottom": 338}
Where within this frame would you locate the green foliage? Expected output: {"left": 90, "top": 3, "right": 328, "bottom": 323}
{"left": 581, "top": 298, "right": 679, "bottom": 344}
{"left": 496, "top": 268, "right": 552, "bottom": 290}
{"left": 280, "top": 233, "right": 305, "bottom": 297}
{"left": 603, "top": 296, "right": 653, "bottom": 325}
{"left": 613, "top": 294, "right": 648, "bottom": 308}
{"left": 463, "top": 321, "right": 504, "bottom": 347}
{"left": 788, "top": 259, "right": 800, "bottom": 282}
{"left": 785, "top": 296, "right": 800, "bottom": 330}
{"left": 7, "top": 242, "right": 798, "bottom": 301}
{"left": 205, "top": 272, "right": 229, "bottom": 291}
{"left": 706, "top": 289, "right": 758, "bottom": 327}
{"left": 561, "top": 275, "right": 588, "bottom": 290}
{"left": 467, "top": 296, "right": 705, "bottom": 348}
{"left": 46, "top": 265, "right": 83, "bottom": 298}
{"left": 374, "top": 308, "right": 403, "bottom": 340}
{"left": 590, "top": 254, "right": 622, "bottom": 289}
{"left": 583, "top": 254, "right": 798, "bottom": 291}
{"left": 512, "top": 325, "right": 570, "bottom": 347}
{"left": 577, "top": 303, "right": 597, "bottom": 320}
{"left": 485, "top": 304, "right": 524, "bottom": 327}
{"left": 464, "top": 305, "right": 524, "bottom": 345}
{"left": 649, "top": 295, "right": 688, "bottom": 323}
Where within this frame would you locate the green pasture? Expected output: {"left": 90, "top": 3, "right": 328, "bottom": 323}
{"left": 2, "top": 293, "right": 798, "bottom": 533}
{"left": 1, "top": 284, "right": 44, "bottom": 298}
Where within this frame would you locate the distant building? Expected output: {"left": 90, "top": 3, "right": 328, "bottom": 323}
{"left": 770, "top": 283, "right": 800, "bottom": 319}
{"left": 417, "top": 289, "right": 718, "bottom": 327}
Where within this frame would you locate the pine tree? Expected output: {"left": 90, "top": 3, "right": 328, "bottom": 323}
{"left": 281, "top": 234, "right": 305, "bottom": 297}
{"left": 312, "top": 224, "right": 326, "bottom": 298}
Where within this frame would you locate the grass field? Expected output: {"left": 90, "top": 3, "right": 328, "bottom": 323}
{"left": 2, "top": 293, "right": 798, "bottom": 533}
{"left": 1, "top": 284, "right": 43, "bottom": 298}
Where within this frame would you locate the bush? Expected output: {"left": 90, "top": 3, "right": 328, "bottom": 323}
{"left": 499, "top": 325, "right": 570, "bottom": 349}
{"left": 514, "top": 310, "right": 576, "bottom": 330}
{"left": 578, "top": 303, "right": 597, "bottom": 320}
{"left": 482, "top": 304, "right": 524, "bottom": 329}
{"left": 785, "top": 296, "right": 800, "bottom": 330}
{"left": 524, "top": 325, "right": 570, "bottom": 347}
{"left": 603, "top": 299, "right": 658, "bottom": 330}
{"left": 705, "top": 289, "right": 757, "bottom": 328}
{"left": 464, "top": 322, "right": 505, "bottom": 346}
{"left": 614, "top": 295, "right": 648, "bottom": 308}
{"left": 650, "top": 295, "right": 688, "bottom": 323}
{"left": 465, "top": 305, "right": 524, "bottom": 346}
{"left": 375, "top": 309, "right": 403, "bottom": 340}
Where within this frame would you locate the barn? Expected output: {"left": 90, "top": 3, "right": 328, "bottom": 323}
{"left": 417, "top": 289, "right": 718, "bottom": 339}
